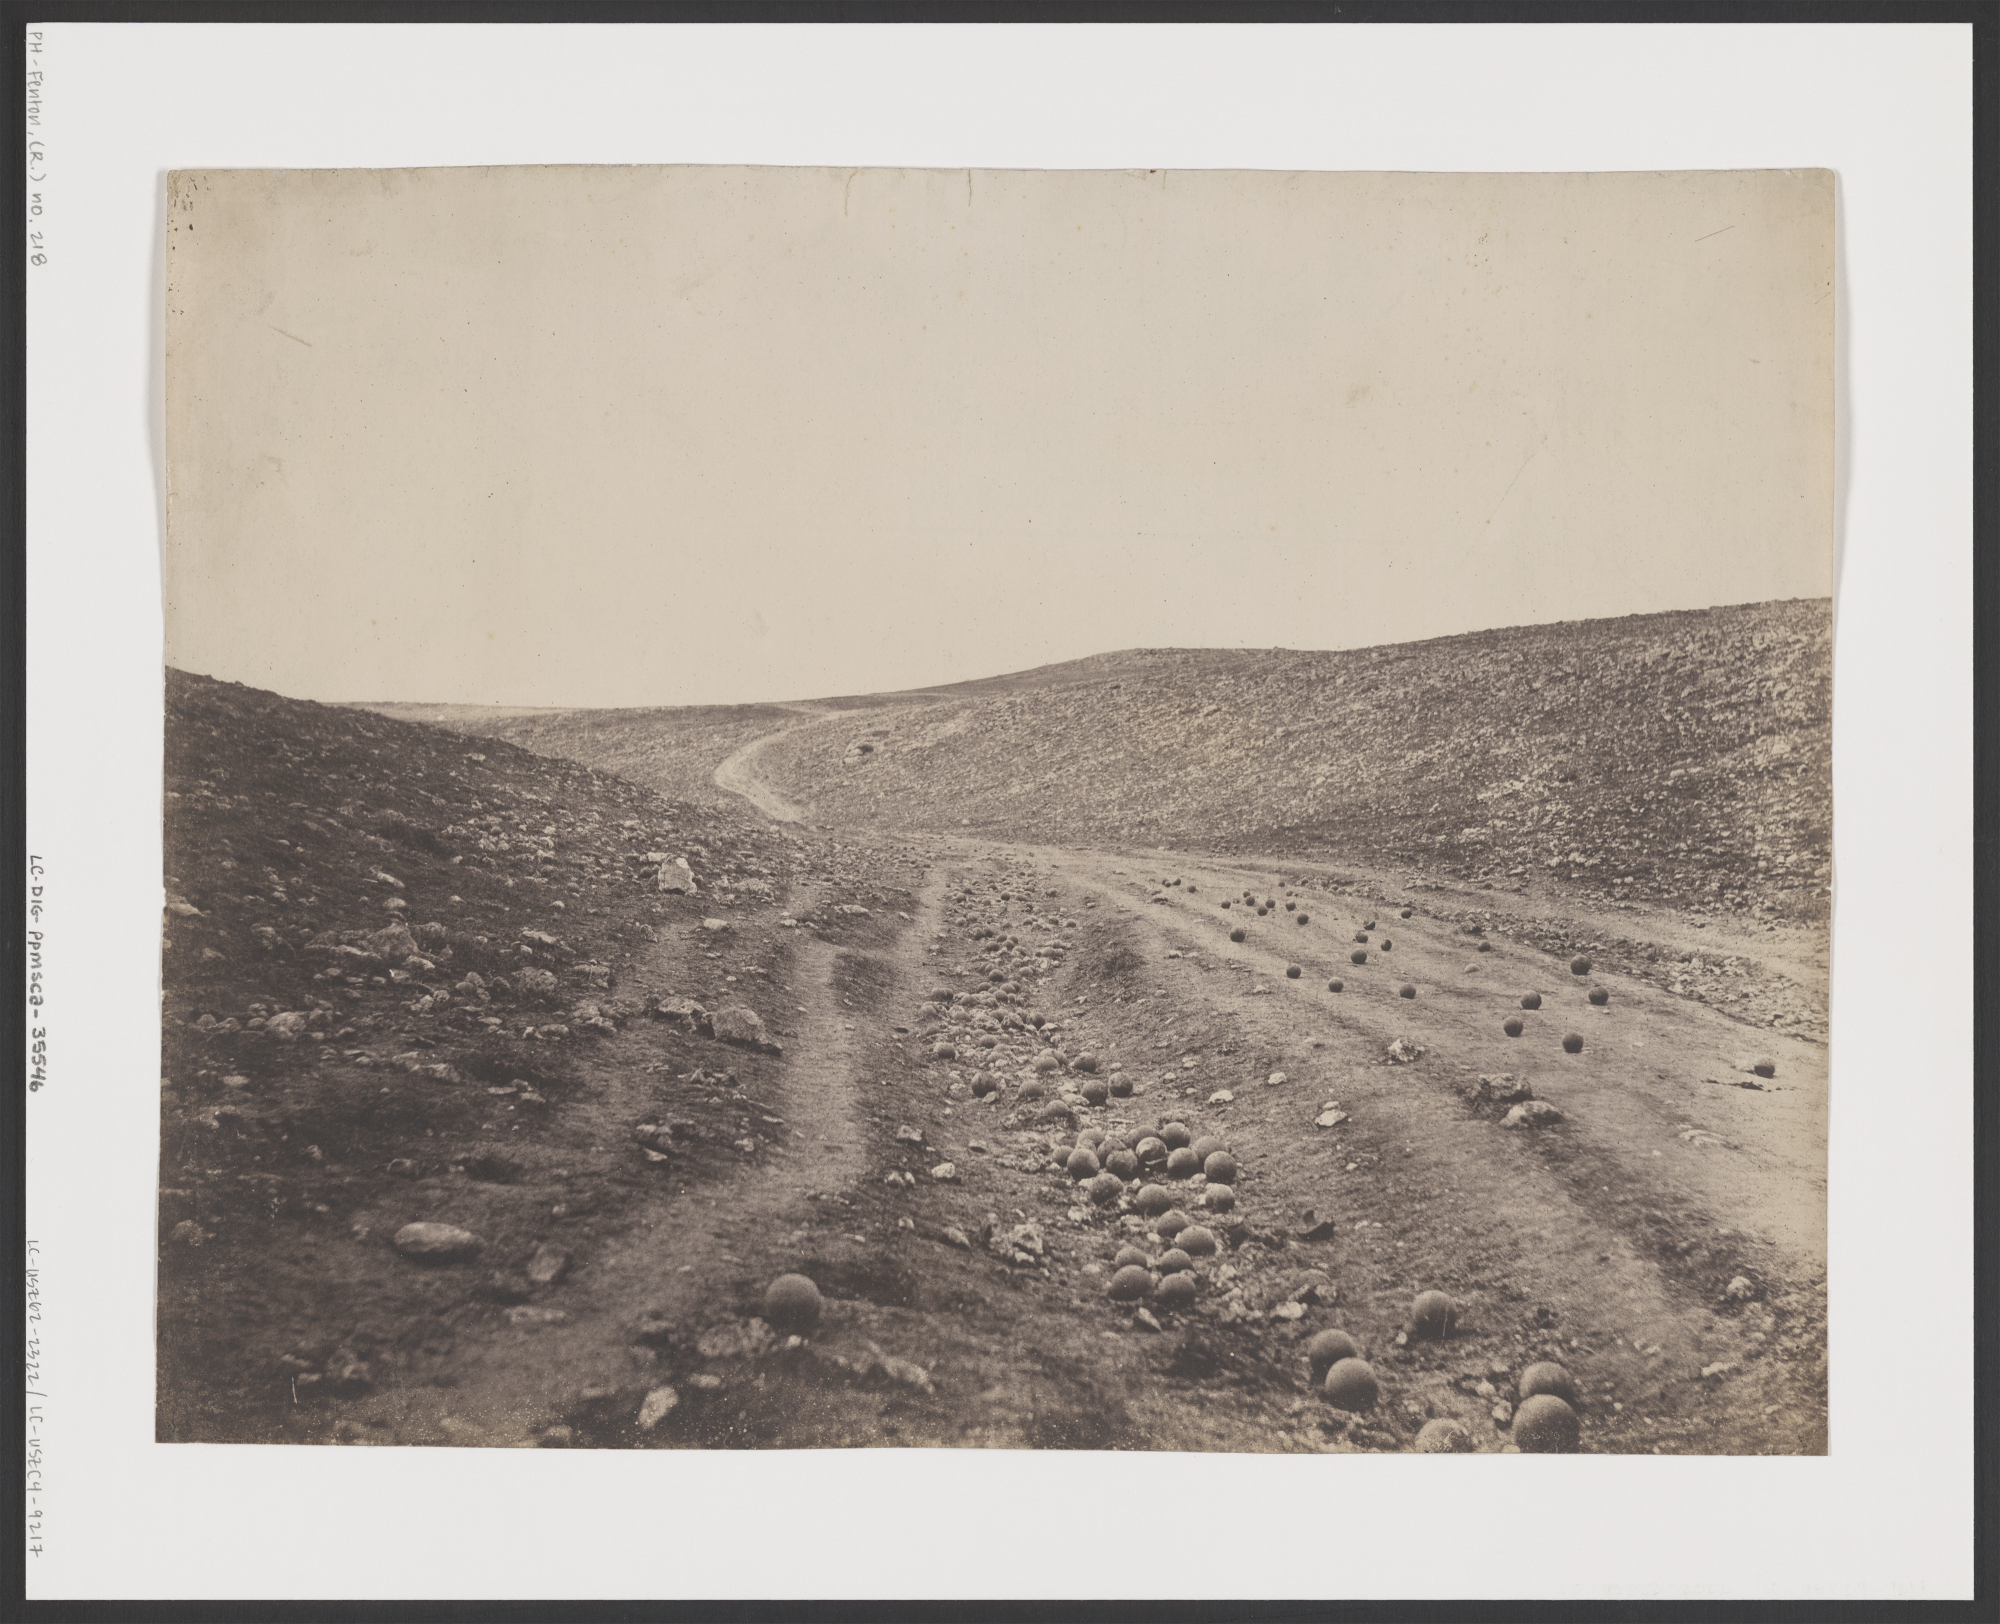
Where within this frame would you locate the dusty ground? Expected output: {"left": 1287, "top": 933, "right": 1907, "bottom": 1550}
{"left": 160, "top": 678, "right": 1826, "bottom": 1455}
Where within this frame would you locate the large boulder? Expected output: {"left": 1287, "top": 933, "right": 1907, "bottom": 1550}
{"left": 514, "top": 967, "right": 560, "bottom": 1002}
{"left": 712, "top": 1006, "right": 782, "bottom": 1055}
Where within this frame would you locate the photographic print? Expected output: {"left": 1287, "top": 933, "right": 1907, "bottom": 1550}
{"left": 158, "top": 164, "right": 1832, "bottom": 1455}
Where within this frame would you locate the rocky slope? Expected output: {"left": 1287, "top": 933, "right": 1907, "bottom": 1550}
{"left": 156, "top": 670, "right": 850, "bottom": 1437}
{"left": 758, "top": 599, "right": 1832, "bottom": 920}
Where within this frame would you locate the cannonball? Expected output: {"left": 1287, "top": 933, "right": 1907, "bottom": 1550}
{"left": 1503, "top": 1017, "right": 1525, "bottom": 1037}
{"left": 1354, "top": 931, "right": 1370, "bottom": 944}
{"left": 1521, "top": 992, "right": 1542, "bottom": 1010}
{"left": 1081, "top": 1079, "right": 1110, "bottom": 1106}
{"left": 971, "top": 1073, "right": 1000, "bottom": 1097}
{"left": 1033, "top": 1052, "right": 1060, "bottom": 1073}
{"left": 1297, "top": 913, "right": 1311, "bottom": 926}
{"left": 932, "top": 1042, "right": 957, "bottom": 1061}
{"left": 1166, "top": 1146, "right": 1201, "bottom": 1179}
{"left": 1156, "top": 1247, "right": 1193, "bottom": 1274}
{"left": 1399, "top": 908, "right": 1413, "bottom": 919}
{"left": 1752, "top": 1058, "right": 1777, "bottom": 1079}
{"left": 1477, "top": 941, "right": 1492, "bottom": 953}
{"left": 1076, "top": 1127, "right": 1108, "bottom": 1151}
{"left": 1136, "top": 1137, "right": 1169, "bottom": 1167}
{"left": 1410, "top": 1289, "right": 1458, "bottom": 1340}
{"left": 1160, "top": 1122, "right": 1192, "bottom": 1150}
{"left": 1202, "top": 1151, "right": 1239, "bottom": 1185}
{"left": 1107, "top": 1265, "right": 1153, "bottom": 1302}
{"left": 1065, "top": 1147, "right": 1101, "bottom": 1181}
{"left": 1399, "top": 983, "right": 1417, "bottom": 1000}
{"left": 1221, "top": 900, "right": 1232, "bottom": 909}
{"left": 1229, "top": 928, "right": 1248, "bottom": 943}
{"left": 1154, "top": 1209, "right": 1192, "bottom": 1240}
{"left": 1518, "top": 1362, "right": 1579, "bottom": 1407}
{"left": 1154, "top": 1272, "right": 1197, "bottom": 1311}
{"left": 1202, "top": 1182, "right": 1236, "bottom": 1212}
{"left": 1189, "top": 1136, "right": 1226, "bottom": 1161}
{"left": 1414, "top": 1418, "right": 1474, "bottom": 1454}
{"left": 1113, "top": 1244, "right": 1149, "bottom": 1270}
{"left": 1018, "top": 1080, "right": 1046, "bottom": 1102}
{"left": 1587, "top": 987, "right": 1610, "bottom": 1006}
{"left": 1256, "top": 907, "right": 1269, "bottom": 917}
{"left": 1134, "top": 1183, "right": 1175, "bottom": 1217}
{"left": 1105, "top": 1148, "right": 1139, "bottom": 1180}
{"left": 1327, "top": 979, "right": 1345, "bottom": 993}
{"left": 1351, "top": 950, "right": 1368, "bottom": 966}
{"left": 1285, "top": 901, "right": 1296, "bottom": 912}
{"left": 1176, "top": 1224, "right": 1219, "bottom": 1257}
{"left": 1286, "top": 964, "right": 1302, "bottom": 979}
{"left": 1109, "top": 1075, "right": 1134, "bottom": 1097}
{"left": 1562, "top": 1032, "right": 1584, "bottom": 1054}
{"left": 1087, "top": 1171, "right": 1124, "bottom": 1205}
{"left": 1362, "top": 918, "right": 1376, "bottom": 929}
{"left": 1307, "top": 1328, "right": 1361, "bottom": 1380}
{"left": 1512, "top": 1393, "right": 1581, "bottom": 1453}
{"left": 1322, "top": 1357, "right": 1379, "bottom": 1410}
{"left": 763, "top": 1274, "right": 823, "bottom": 1336}
{"left": 1074, "top": 1053, "right": 1099, "bottom": 1075}
{"left": 1570, "top": 956, "right": 1591, "bottom": 976}
{"left": 1381, "top": 938, "right": 1393, "bottom": 950}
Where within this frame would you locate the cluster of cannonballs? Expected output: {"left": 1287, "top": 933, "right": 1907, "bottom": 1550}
{"left": 1070, "top": 1120, "right": 1241, "bottom": 1313}
{"left": 1498, "top": 956, "right": 1604, "bottom": 1054}
{"left": 1303, "top": 1290, "right": 1583, "bottom": 1453}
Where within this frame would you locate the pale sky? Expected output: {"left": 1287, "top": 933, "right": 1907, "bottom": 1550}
{"left": 165, "top": 165, "right": 1833, "bottom": 707}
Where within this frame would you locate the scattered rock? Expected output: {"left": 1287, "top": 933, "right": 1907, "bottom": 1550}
{"left": 1502, "top": 1100, "right": 1565, "bottom": 1129}
{"left": 637, "top": 1386, "right": 679, "bottom": 1431}
{"left": 264, "top": 1011, "right": 309, "bottom": 1043}
{"left": 384, "top": 1220, "right": 484, "bottom": 1266}
{"left": 525, "top": 1244, "right": 570, "bottom": 1287}
{"left": 1467, "top": 1074, "right": 1534, "bottom": 1106}
{"left": 1414, "top": 1418, "right": 1475, "bottom": 1453}
{"left": 711, "top": 1006, "right": 781, "bottom": 1054}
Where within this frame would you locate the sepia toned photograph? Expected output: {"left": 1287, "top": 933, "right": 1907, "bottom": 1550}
{"left": 157, "top": 162, "right": 1834, "bottom": 1456}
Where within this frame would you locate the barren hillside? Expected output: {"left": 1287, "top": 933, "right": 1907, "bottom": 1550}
{"left": 772, "top": 600, "right": 1832, "bottom": 920}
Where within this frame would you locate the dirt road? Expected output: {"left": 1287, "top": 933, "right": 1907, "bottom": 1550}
{"left": 597, "top": 720, "right": 1830, "bottom": 1455}
{"left": 168, "top": 702, "right": 1823, "bottom": 1454}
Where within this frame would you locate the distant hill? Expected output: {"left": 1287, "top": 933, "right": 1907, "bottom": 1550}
{"left": 363, "top": 599, "right": 1832, "bottom": 920}
{"left": 766, "top": 600, "right": 1832, "bottom": 917}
